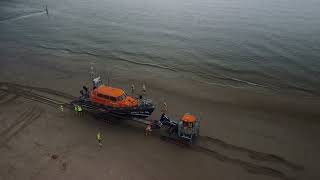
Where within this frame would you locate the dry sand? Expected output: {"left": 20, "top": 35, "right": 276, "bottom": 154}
{"left": 1, "top": 42, "right": 320, "bottom": 180}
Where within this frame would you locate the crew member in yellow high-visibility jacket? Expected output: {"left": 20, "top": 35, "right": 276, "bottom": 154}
{"left": 96, "top": 132, "right": 103, "bottom": 147}
{"left": 74, "top": 105, "right": 83, "bottom": 115}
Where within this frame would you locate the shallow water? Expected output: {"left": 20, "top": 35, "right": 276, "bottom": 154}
{"left": 1, "top": 0, "right": 320, "bottom": 95}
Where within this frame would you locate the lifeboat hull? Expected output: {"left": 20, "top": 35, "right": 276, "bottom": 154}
{"left": 72, "top": 98, "right": 155, "bottom": 119}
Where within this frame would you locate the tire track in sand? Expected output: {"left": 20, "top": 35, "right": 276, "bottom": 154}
{"left": 0, "top": 82, "right": 76, "bottom": 99}
{"left": 0, "top": 82, "right": 74, "bottom": 108}
{"left": 0, "top": 94, "right": 19, "bottom": 105}
{"left": 0, "top": 90, "right": 6, "bottom": 100}
{"left": 0, "top": 106, "right": 42, "bottom": 148}
{"left": 201, "top": 136, "right": 303, "bottom": 170}
{"left": 160, "top": 134, "right": 299, "bottom": 180}
{"left": 193, "top": 145, "right": 294, "bottom": 180}
{"left": 0, "top": 107, "right": 34, "bottom": 137}
{"left": 0, "top": 86, "right": 66, "bottom": 107}
{"left": 0, "top": 87, "right": 20, "bottom": 106}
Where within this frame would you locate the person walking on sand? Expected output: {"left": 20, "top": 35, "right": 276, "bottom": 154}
{"left": 142, "top": 83, "right": 146, "bottom": 95}
{"left": 145, "top": 124, "right": 152, "bottom": 136}
{"left": 60, "top": 105, "right": 64, "bottom": 112}
{"left": 74, "top": 105, "right": 78, "bottom": 114}
{"left": 161, "top": 102, "right": 167, "bottom": 113}
{"left": 77, "top": 105, "right": 83, "bottom": 115}
{"left": 96, "top": 132, "right": 103, "bottom": 147}
{"left": 131, "top": 83, "right": 135, "bottom": 94}
{"left": 74, "top": 105, "right": 83, "bottom": 116}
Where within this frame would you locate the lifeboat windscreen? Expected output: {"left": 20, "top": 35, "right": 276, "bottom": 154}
{"left": 116, "top": 93, "right": 127, "bottom": 101}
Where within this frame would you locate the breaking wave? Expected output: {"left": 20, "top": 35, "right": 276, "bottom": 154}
{"left": 0, "top": 11, "right": 46, "bottom": 22}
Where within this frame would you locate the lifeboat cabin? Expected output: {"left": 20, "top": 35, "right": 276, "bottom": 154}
{"left": 90, "top": 85, "right": 138, "bottom": 108}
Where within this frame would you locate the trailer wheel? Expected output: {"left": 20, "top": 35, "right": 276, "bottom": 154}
{"left": 196, "top": 128, "right": 200, "bottom": 136}
{"left": 189, "top": 138, "right": 193, "bottom": 145}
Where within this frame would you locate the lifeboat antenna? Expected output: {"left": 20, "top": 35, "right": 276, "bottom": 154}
{"left": 107, "top": 70, "right": 112, "bottom": 86}
{"left": 89, "top": 62, "right": 95, "bottom": 81}
{"left": 90, "top": 62, "right": 102, "bottom": 88}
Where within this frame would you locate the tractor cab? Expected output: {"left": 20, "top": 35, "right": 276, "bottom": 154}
{"left": 181, "top": 113, "right": 196, "bottom": 128}
{"left": 177, "top": 113, "right": 200, "bottom": 143}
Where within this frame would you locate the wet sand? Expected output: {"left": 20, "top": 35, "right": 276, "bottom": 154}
{"left": 1, "top": 42, "right": 320, "bottom": 180}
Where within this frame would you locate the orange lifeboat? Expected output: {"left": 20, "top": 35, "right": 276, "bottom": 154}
{"left": 73, "top": 83, "right": 155, "bottom": 119}
{"left": 72, "top": 68, "right": 154, "bottom": 119}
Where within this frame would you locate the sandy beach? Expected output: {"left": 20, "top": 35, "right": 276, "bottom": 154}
{"left": 0, "top": 42, "right": 320, "bottom": 180}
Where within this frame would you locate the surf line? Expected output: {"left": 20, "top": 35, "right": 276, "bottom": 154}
{"left": 0, "top": 11, "right": 46, "bottom": 23}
